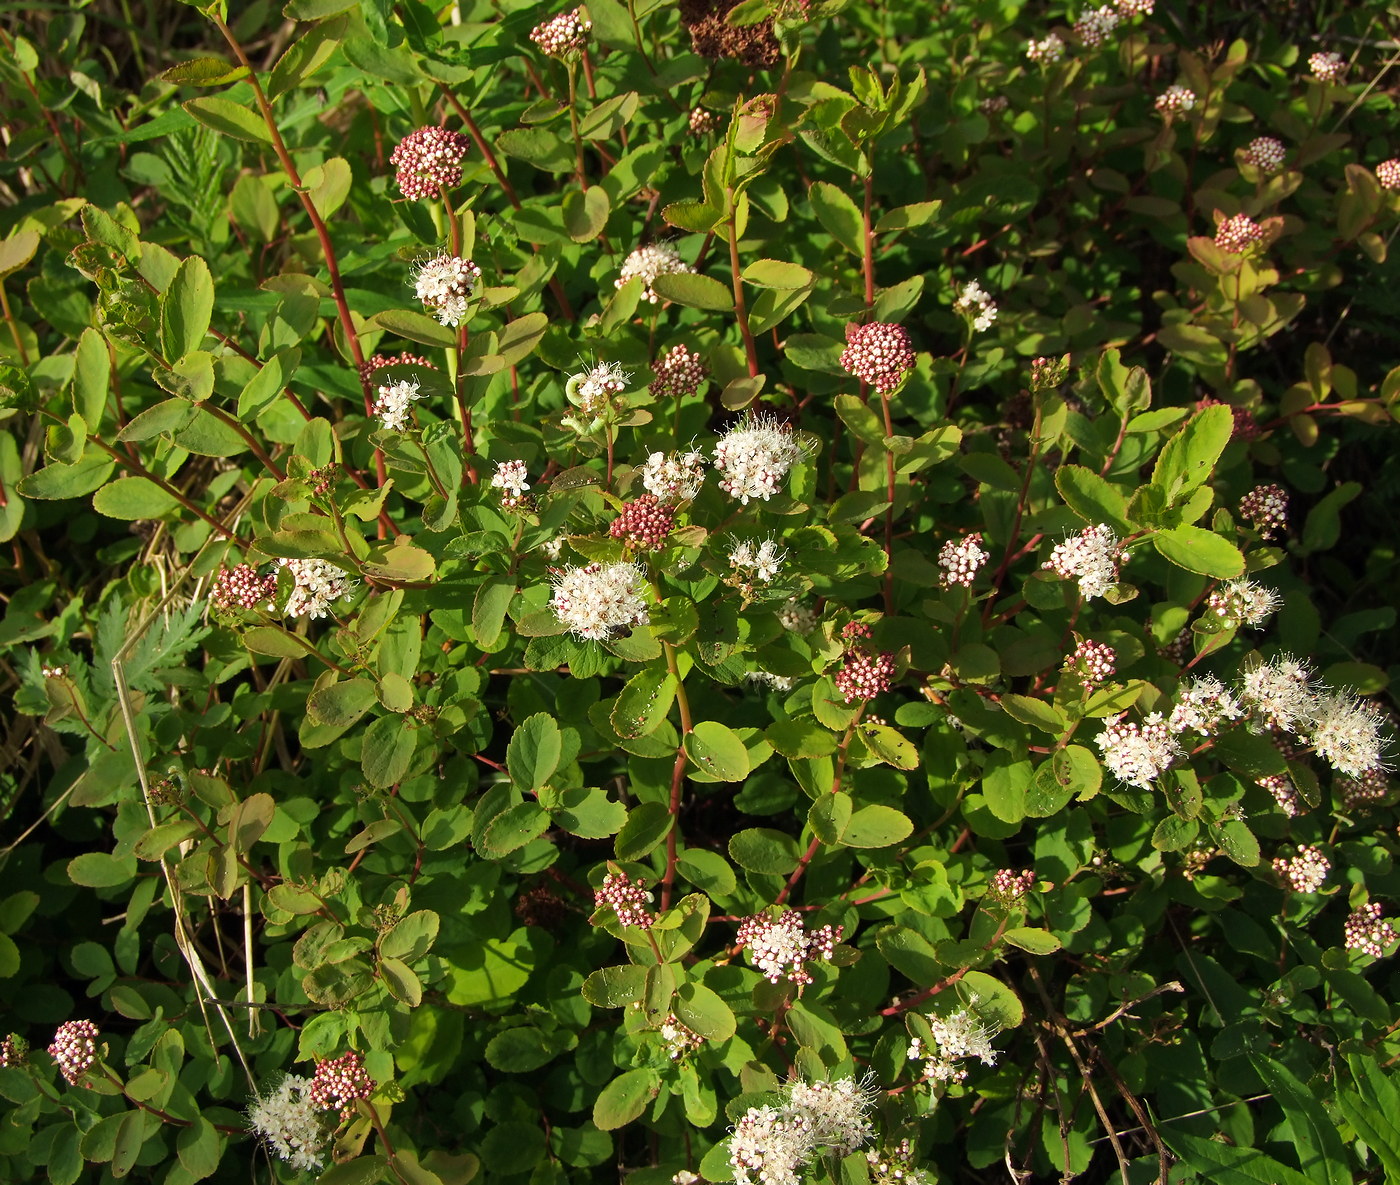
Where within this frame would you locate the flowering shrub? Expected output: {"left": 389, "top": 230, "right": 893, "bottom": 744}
{"left": 3, "top": 1, "right": 1400, "bottom": 1184}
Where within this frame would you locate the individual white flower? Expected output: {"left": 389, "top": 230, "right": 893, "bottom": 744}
{"left": 1043, "top": 523, "right": 1122, "bottom": 599}
{"left": 786, "top": 1075, "right": 878, "bottom": 1157}
{"left": 1239, "top": 655, "right": 1316, "bottom": 733}
{"left": 952, "top": 280, "right": 997, "bottom": 332}
{"left": 247, "top": 1074, "right": 327, "bottom": 1174}
{"left": 371, "top": 378, "right": 423, "bottom": 432}
{"left": 414, "top": 253, "right": 481, "bottom": 327}
{"left": 549, "top": 561, "right": 651, "bottom": 641}
{"left": 728, "top": 1104, "right": 818, "bottom": 1185}
{"left": 616, "top": 242, "right": 693, "bottom": 304}
{"left": 1304, "top": 691, "right": 1390, "bottom": 779}
{"left": 1207, "top": 579, "right": 1281, "bottom": 628}
{"left": 640, "top": 448, "right": 707, "bottom": 502}
{"left": 278, "top": 558, "right": 355, "bottom": 620}
{"left": 1095, "top": 712, "right": 1182, "bottom": 788}
{"left": 1168, "top": 676, "right": 1243, "bottom": 735}
{"left": 730, "top": 537, "right": 785, "bottom": 583}
{"left": 490, "top": 459, "right": 530, "bottom": 509}
{"left": 540, "top": 536, "right": 565, "bottom": 561}
{"left": 713, "top": 414, "right": 806, "bottom": 505}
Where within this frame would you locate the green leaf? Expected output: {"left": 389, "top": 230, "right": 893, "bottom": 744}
{"left": 593, "top": 1068, "right": 657, "bottom": 1131}
{"left": 304, "top": 157, "right": 352, "bottom": 220}
{"left": 161, "top": 56, "right": 248, "bottom": 86}
{"left": 175, "top": 1117, "right": 221, "bottom": 1181}
{"left": 362, "top": 714, "right": 417, "bottom": 789}
{"left": 1153, "top": 526, "right": 1245, "bottom": 578}
{"left": 1247, "top": 1055, "right": 1349, "bottom": 1185}
{"left": 67, "top": 851, "right": 134, "bottom": 889}
{"left": 160, "top": 260, "right": 214, "bottom": 366}
{"left": 183, "top": 96, "right": 273, "bottom": 143}
{"left": 229, "top": 792, "right": 275, "bottom": 853}
{"left": 1002, "top": 927, "right": 1062, "bottom": 955}
{"left": 1161, "top": 1128, "right": 1312, "bottom": 1185}
{"left": 1214, "top": 819, "right": 1260, "bottom": 867}
{"left": 497, "top": 127, "right": 573, "bottom": 172}
{"left": 379, "top": 910, "right": 439, "bottom": 961}
{"left": 368, "top": 308, "right": 456, "bottom": 348}
{"left": 316, "top": 1157, "right": 389, "bottom": 1185}
{"left": 478, "top": 802, "right": 549, "bottom": 858}
{"left": 675, "top": 849, "right": 737, "bottom": 897}
{"left": 72, "top": 328, "right": 110, "bottom": 427}
{"left": 170, "top": 406, "right": 248, "bottom": 457}
{"left": 0, "top": 230, "right": 40, "bottom": 280}
{"left": 998, "top": 694, "right": 1065, "bottom": 734}
{"left": 1055, "top": 465, "right": 1132, "bottom": 534}
{"left": 612, "top": 668, "right": 678, "bottom": 739}
{"left": 361, "top": 541, "right": 436, "bottom": 582}
{"left": 842, "top": 804, "right": 913, "bottom": 849}
{"left": 243, "top": 626, "right": 311, "bottom": 659}
{"left": 674, "top": 982, "right": 737, "bottom": 1040}
{"left": 379, "top": 956, "right": 423, "bottom": 1005}
{"left": 307, "top": 679, "right": 377, "bottom": 729}
{"left": 684, "top": 720, "right": 750, "bottom": 781}
{"left": 1150, "top": 404, "right": 1232, "bottom": 505}
{"left": 111, "top": 1110, "right": 144, "bottom": 1178}
{"left": 553, "top": 787, "right": 627, "bottom": 839}
{"left": 582, "top": 964, "right": 648, "bottom": 1007}
{"left": 809, "top": 181, "right": 864, "bottom": 255}
{"left": 472, "top": 578, "right": 515, "bottom": 648}
{"left": 1027, "top": 745, "right": 1100, "bottom": 816}
{"left": 485, "top": 1027, "right": 559, "bottom": 1072}
{"left": 615, "top": 801, "right": 673, "bottom": 861}
{"left": 874, "top": 200, "right": 942, "bottom": 232}
{"left": 563, "top": 186, "right": 611, "bottom": 242}
{"left": 741, "top": 259, "right": 815, "bottom": 289}
{"left": 1336, "top": 1057, "right": 1400, "bottom": 1178}
{"left": 92, "top": 476, "right": 181, "bottom": 520}
{"left": 809, "top": 793, "right": 852, "bottom": 845}
{"left": 861, "top": 724, "right": 919, "bottom": 769}
{"left": 117, "top": 397, "right": 195, "bottom": 443}
{"left": 651, "top": 272, "right": 734, "bottom": 312}
{"left": 877, "top": 925, "right": 942, "bottom": 983}
{"left": 507, "top": 713, "right": 562, "bottom": 791}
{"left": 834, "top": 394, "right": 886, "bottom": 447}
{"left": 728, "top": 828, "right": 800, "bottom": 874}
{"left": 766, "top": 719, "right": 837, "bottom": 758}
{"left": 17, "top": 453, "right": 115, "bottom": 500}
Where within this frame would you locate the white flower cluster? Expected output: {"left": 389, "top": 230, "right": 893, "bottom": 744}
{"left": 490, "top": 459, "right": 529, "bottom": 509}
{"left": 952, "top": 280, "right": 997, "bottom": 332}
{"left": 659, "top": 1014, "right": 704, "bottom": 1060}
{"left": 247, "top": 1075, "right": 327, "bottom": 1174}
{"left": 1273, "top": 844, "right": 1329, "bottom": 892}
{"left": 746, "top": 670, "right": 796, "bottom": 692}
{"left": 1156, "top": 84, "right": 1197, "bottom": 114}
{"left": 414, "top": 253, "right": 480, "bottom": 327}
{"left": 907, "top": 1007, "right": 1000, "bottom": 1085}
{"left": 1074, "top": 5, "right": 1119, "bottom": 48}
{"left": 616, "top": 242, "right": 693, "bottom": 304}
{"left": 938, "top": 533, "right": 989, "bottom": 588}
{"left": 714, "top": 415, "right": 806, "bottom": 505}
{"left": 1095, "top": 712, "right": 1182, "bottom": 789}
{"left": 278, "top": 558, "right": 354, "bottom": 620}
{"left": 1244, "top": 136, "right": 1287, "bottom": 173}
{"left": 730, "top": 537, "right": 785, "bottom": 583}
{"left": 1026, "top": 34, "right": 1065, "bottom": 63}
{"left": 1308, "top": 51, "right": 1345, "bottom": 82}
{"left": 736, "top": 909, "right": 841, "bottom": 986}
{"left": 1043, "top": 523, "right": 1121, "bottom": 599}
{"left": 569, "top": 361, "right": 630, "bottom": 417}
{"left": 1240, "top": 655, "right": 1315, "bottom": 732}
{"left": 778, "top": 598, "right": 819, "bottom": 634}
{"left": 372, "top": 378, "right": 423, "bottom": 432}
{"left": 1168, "top": 676, "right": 1242, "bottom": 736}
{"left": 1207, "top": 579, "right": 1281, "bottom": 628}
{"left": 729, "top": 1076, "right": 878, "bottom": 1185}
{"left": 549, "top": 561, "right": 650, "bottom": 641}
{"left": 640, "top": 448, "right": 707, "bottom": 502}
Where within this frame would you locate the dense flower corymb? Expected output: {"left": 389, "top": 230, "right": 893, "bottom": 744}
{"left": 640, "top": 448, "right": 707, "bottom": 502}
{"left": 908, "top": 1007, "right": 1000, "bottom": 1084}
{"left": 278, "top": 558, "right": 354, "bottom": 620}
{"left": 1345, "top": 902, "right": 1395, "bottom": 957}
{"left": 415, "top": 253, "right": 480, "bottom": 328}
{"left": 616, "top": 242, "right": 693, "bottom": 304}
{"left": 736, "top": 909, "right": 841, "bottom": 985}
{"left": 594, "top": 870, "right": 654, "bottom": 929}
{"left": 1156, "top": 85, "right": 1196, "bottom": 114}
{"left": 1240, "top": 483, "right": 1288, "bottom": 538}
{"left": 610, "top": 495, "right": 675, "bottom": 551}
{"left": 309, "top": 1051, "right": 375, "bottom": 1117}
{"left": 713, "top": 415, "right": 805, "bottom": 504}
{"left": 1207, "top": 578, "right": 1281, "bottom": 628}
{"left": 952, "top": 280, "right": 997, "bottom": 332}
{"left": 390, "top": 126, "right": 470, "bottom": 201}
{"left": 1244, "top": 137, "right": 1286, "bottom": 173}
{"left": 1378, "top": 160, "right": 1400, "bottom": 191}
{"left": 549, "top": 561, "right": 651, "bottom": 641}
{"left": 1273, "top": 844, "right": 1329, "bottom": 892}
{"left": 938, "top": 533, "right": 989, "bottom": 588}
{"left": 247, "top": 1074, "right": 326, "bottom": 1173}
{"left": 1043, "top": 523, "right": 1122, "bottom": 599}
{"left": 490, "top": 460, "right": 529, "bottom": 509}
{"left": 840, "top": 321, "right": 916, "bottom": 391}
{"left": 1215, "top": 213, "right": 1266, "bottom": 254}
{"left": 1240, "top": 655, "right": 1315, "bottom": 733}
{"left": 1074, "top": 5, "right": 1119, "bottom": 48}
{"left": 835, "top": 647, "right": 896, "bottom": 703}
{"left": 728, "top": 1104, "right": 817, "bottom": 1185}
{"left": 786, "top": 1075, "right": 878, "bottom": 1156}
{"left": 1305, "top": 691, "right": 1390, "bottom": 779}
{"left": 372, "top": 378, "right": 423, "bottom": 432}
{"left": 1095, "top": 713, "right": 1181, "bottom": 788}
{"left": 49, "top": 1019, "right": 99, "bottom": 1085}
{"left": 211, "top": 564, "right": 276, "bottom": 612}
{"left": 1168, "top": 676, "right": 1243, "bottom": 735}
{"left": 530, "top": 8, "right": 591, "bottom": 56}
{"left": 1026, "top": 34, "right": 1065, "bottom": 63}
{"left": 730, "top": 537, "right": 785, "bottom": 583}
{"left": 649, "top": 344, "right": 709, "bottom": 398}
{"left": 1308, "top": 51, "right": 1345, "bottom": 82}
{"left": 1068, "top": 638, "right": 1116, "bottom": 684}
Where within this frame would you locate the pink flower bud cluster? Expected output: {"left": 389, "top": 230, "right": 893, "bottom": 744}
{"left": 358, "top": 352, "right": 435, "bottom": 390}
{"left": 1273, "top": 845, "right": 1329, "bottom": 893}
{"left": 49, "top": 1019, "right": 99, "bottom": 1085}
{"left": 308, "top": 1051, "right": 375, "bottom": 1117}
{"left": 689, "top": 107, "right": 716, "bottom": 135}
{"left": 594, "top": 870, "right": 654, "bottom": 929}
{"left": 1339, "top": 767, "right": 1388, "bottom": 811}
{"left": 390, "top": 127, "right": 471, "bottom": 201}
{"left": 1344, "top": 902, "right": 1395, "bottom": 957}
{"left": 0, "top": 1034, "right": 24, "bottom": 1068}
{"left": 988, "top": 869, "right": 1036, "bottom": 901}
{"left": 1240, "top": 483, "right": 1287, "bottom": 538}
{"left": 212, "top": 564, "right": 277, "bottom": 612}
{"left": 609, "top": 495, "right": 676, "bottom": 550}
{"left": 1308, "top": 51, "right": 1345, "bottom": 82}
{"left": 649, "top": 344, "right": 709, "bottom": 398}
{"left": 1068, "top": 639, "right": 1116, "bottom": 684}
{"left": 835, "top": 647, "right": 895, "bottom": 703}
{"left": 938, "top": 533, "right": 989, "bottom": 588}
{"left": 736, "top": 909, "right": 841, "bottom": 985}
{"left": 1378, "top": 160, "right": 1400, "bottom": 191}
{"left": 1258, "top": 774, "right": 1299, "bottom": 817}
{"left": 1074, "top": 6, "right": 1119, "bottom": 47}
{"left": 1156, "top": 85, "right": 1196, "bottom": 114}
{"left": 1026, "top": 34, "right": 1064, "bottom": 63}
{"left": 840, "top": 322, "right": 917, "bottom": 392}
{"left": 1243, "top": 137, "right": 1286, "bottom": 173}
{"left": 1215, "top": 213, "right": 1266, "bottom": 254}
{"left": 530, "top": 8, "right": 591, "bottom": 57}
